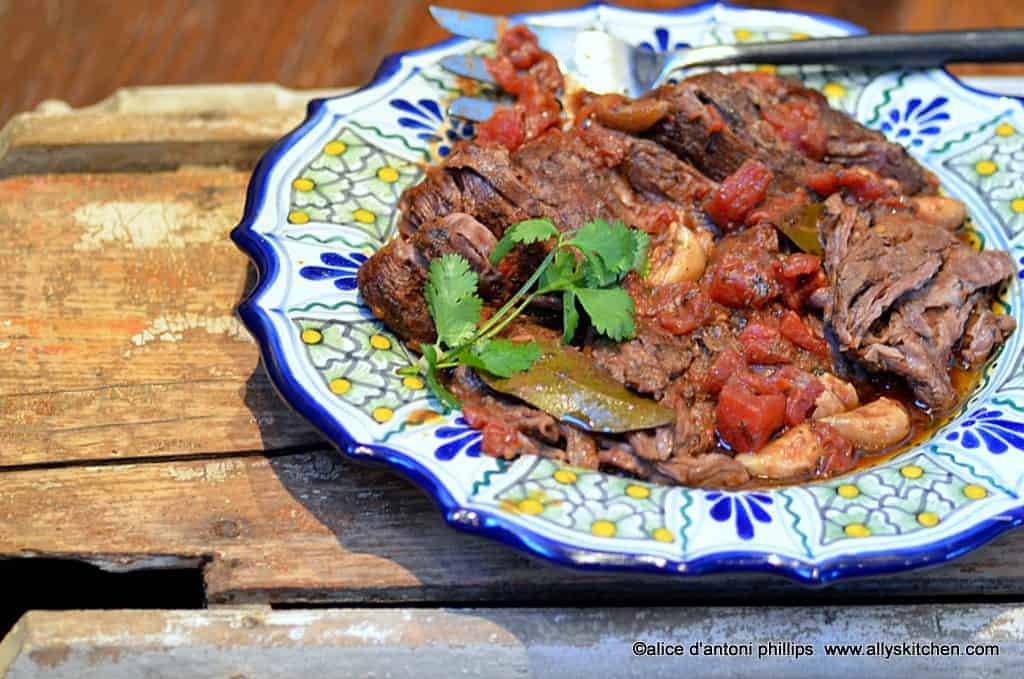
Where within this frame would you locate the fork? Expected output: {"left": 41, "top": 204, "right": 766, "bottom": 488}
{"left": 430, "top": 6, "right": 1024, "bottom": 121}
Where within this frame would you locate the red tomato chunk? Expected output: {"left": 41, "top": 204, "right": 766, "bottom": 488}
{"left": 780, "top": 310, "right": 829, "bottom": 356}
{"left": 716, "top": 376, "right": 787, "bottom": 453}
{"left": 739, "top": 322, "right": 793, "bottom": 365}
{"left": 705, "top": 159, "right": 774, "bottom": 230}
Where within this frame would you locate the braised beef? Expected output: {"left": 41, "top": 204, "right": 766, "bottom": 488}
{"left": 822, "top": 195, "right": 1016, "bottom": 409}
{"left": 356, "top": 50, "right": 1016, "bottom": 488}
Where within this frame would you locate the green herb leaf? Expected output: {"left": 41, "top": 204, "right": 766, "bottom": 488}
{"left": 459, "top": 338, "right": 542, "bottom": 378}
{"left": 540, "top": 248, "right": 580, "bottom": 291}
{"left": 424, "top": 254, "right": 482, "bottom": 348}
{"left": 629, "top": 229, "right": 651, "bottom": 277}
{"left": 574, "top": 287, "right": 635, "bottom": 341}
{"left": 562, "top": 289, "right": 579, "bottom": 344}
{"left": 567, "top": 219, "right": 635, "bottom": 281}
{"left": 422, "top": 344, "right": 460, "bottom": 410}
{"left": 489, "top": 218, "right": 560, "bottom": 265}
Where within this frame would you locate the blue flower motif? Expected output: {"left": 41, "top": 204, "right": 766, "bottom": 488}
{"left": 434, "top": 417, "right": 482, "bottom": 461}
{"left": 705, "top": 491, "right": 773, "bottom": 540}
{"left": 391, "top": 98, "right": 475, "bottom": 156}
{"left": 879, "top": 96, "right": 949, "bottom": 147}
{"left": 639, "top": 27, "right": 689, "bottom": 52}
{"left": 1018, "top": 255, "right": 1024, "bottom": 280}
{"left": 299, "top": 252, "right": 368, "bottom": 290}
{"left": 945, "top": 407, "right": 1024, "bottom": 454}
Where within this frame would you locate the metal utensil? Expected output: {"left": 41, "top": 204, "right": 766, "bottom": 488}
{"left": 431, "top": 6, "right": 1024, "bottom": 121}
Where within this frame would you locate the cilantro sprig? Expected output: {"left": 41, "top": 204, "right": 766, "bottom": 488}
{"left": 402, "top": 217, "right": 649, "bottom": 409}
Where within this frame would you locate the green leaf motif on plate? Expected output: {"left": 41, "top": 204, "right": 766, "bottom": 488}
{"left": 288, "top": 128, "right": 423, "bottom": 242}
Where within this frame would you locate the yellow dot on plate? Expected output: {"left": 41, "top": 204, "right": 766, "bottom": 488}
{"left": 292, "top": 177, "right": 315, "bottom": 191}
{"left": 733, "top": 28, "right": 753, "bottom": 41}
{"left": 353, "top": 209, "right": 376, "bottom": 224}
{"left": 591, "top": 520, "right": 617, "bottom": 538}
{"left": 790, "top": 31, "right": 811, "bottom": 40}
{"left": 756, "top": 64, "right": 777, "bottom": 74}
{"left": 964, "top": 484, "right": 988, "bottom": 500}
{"left": 377, "top": 166, "right": 400, "bottom": 182}
{"left": 402, "top": 376, "right": 424, "bottom": 390}
{"left": 917, "top": 511, "right": 940, "bottom": 527}
{"left": 553, "top": 469, "right": 577, "bottom": 484}
{"left": 975, "top": 159, "right": 998, "bottom": 176}
{"left": 369, "top": 334, "right": 391, "bottom": 350}
{"left": 324, "top": 140, "right": 347, "bottom": 155}
{"left": 372, "top": 407, "right": 393, "bottom": 423}
{"left": 626, "top": 484, "right": 651, "bottom": 499}
{"left": 1011, "top": 198, "right": 1024, "bottom": 214}
{"left": 652, "top": 527, "right": 675, "bottom": 543}
{"left": 836, "top": 484, "right": 860, "bottom": 499}
{"left": 822, "top": 82, "right": 847, "bottom": 99}
{"left": 300, "top": 328, "right": 322, "bottom": 344}
{"left": 288, "top": 210, "right": 310, "bottom": 224}
{"left": 519, "top": 498, "right": 544, "bottom": 515}
{"left": 900, "top": 465, "right": 924, "bottom": 479}
{"left": 996, "top": 122, "right": 1016, "bottom": 137}
{"left": 844, "top": 523, "right": 871, "bottom": 538}
{"left": 329, "top": 378, "right": 351, "bottom": 395}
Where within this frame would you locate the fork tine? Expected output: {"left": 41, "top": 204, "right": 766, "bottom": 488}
{"left": 440, "top": 55, "right": 496, "bottom": 84}
{"left": 448, "top": 97, "right": 498, "bottom": 122}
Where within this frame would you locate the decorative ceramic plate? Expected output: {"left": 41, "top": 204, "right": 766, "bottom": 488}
{"left": 232, "top": 1, "right": 1024, "bottom": 583}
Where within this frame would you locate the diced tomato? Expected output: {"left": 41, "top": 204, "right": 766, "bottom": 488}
{"left": 735, "top": 365, "right": 823, "bottom": 428}
{"left": 498, "top": 24, "right": 544, "bottom": 69}
{"left": 658, "top": 289, "right": 712, "bottom": 335}
{"left": 463, "top": 404, "right": 520, "bottom": 459}
{"left": 805, "top": 168, "right": 893, "bottom": 202}
{"left": 775, "top": 366, "right": 825, "bottom": 426}
{"left": 773, "top": 253, "right": 827, "bottom": 310}
{"left": 703, "top": 348, "right": 746, "bottom": 394}
{"left": 746, "top": 188, "right": 810, "bottom": 227}
{"left": 476, "top": 107, "right": 525, "bottom": 150}
{"left": 813, "top": 421, "right": 855, "bottom": 476}
{"left": 739, "top": 322, "right": 793, "bottom": 364}
{"left": 704, "top": 159, "right": 774, "bottom": 230}
{"left": 708, "top": 253, "right": 780, "bottom": 308}
{"left": 780, "top": 310, "right": 829, "bottom": 356}
{"left": 716, "top": 376, "right": 787, "bottom": 453}
{"left": 762, "top": 99, "right": 828, "bottom": 160}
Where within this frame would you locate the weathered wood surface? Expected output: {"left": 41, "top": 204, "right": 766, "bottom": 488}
{"left": 2, "top": 606, "right": 1022, "bottom": 678}
{"left": 4, "top": 450, "right": 1024, "bottom": 605}
{"left": 2, "top": 82, "right": 1024, "bottom": 612}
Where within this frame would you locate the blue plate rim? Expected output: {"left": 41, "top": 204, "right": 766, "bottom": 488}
{"left": 231, "top": 0, "right": 1024, "bottom": 585}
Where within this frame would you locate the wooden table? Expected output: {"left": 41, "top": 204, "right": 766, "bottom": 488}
{"left": 2, "top": 80, "right": 1024, "bottom": 679}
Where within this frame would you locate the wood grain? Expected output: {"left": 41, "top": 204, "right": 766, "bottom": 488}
{"left": 2, "top": 605, "right": 1022, "bottom": 678}
{"left": 2, "top": 1, "right": 1022, "bottom": 125}
{"left": 0, "top": 163, "right": 324, "bottom": 467}
{"left": 3, "top": 449, "right": 1024, "bottom": 605}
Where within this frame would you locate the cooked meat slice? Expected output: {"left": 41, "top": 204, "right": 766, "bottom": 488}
{"left": 356, "top": 236, "right": 433, "bottom": 344}
{"left": 589, "top": 325, "right": 694, "bottom": 396}
{"left": 655, "top": 453, "right": 750, "bottom": 488}
{"left": 860, "top": 246, "right": 1015, "bottom": 408}
{"left": 627, "top": 427, "right": 675, "bottom": 462}
{"left": 358, "top": 212, "right": 509, "bottom": 344}
{"left": 598, "top": 444, "right": 653, "bottom": 478}
{"left": 823, "top": 196, "right": 949, "bottom": 350}
{"left": 563, "top": 425, "right": 600, "bottom": 470}
{"left": 822, "top": 195, "right": 1016, "bottom": 409}
{"left": 961, "top": 306, "right": 1017, "bottom": 366}
{"left": 671, "top": 398, "right": 717, "bottom": 458}
{"left": 647, "top": 71, "right": 937, "bottom": 198}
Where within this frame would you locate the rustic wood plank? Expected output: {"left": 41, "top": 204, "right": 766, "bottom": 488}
{"left": 0, "top": 166, "right": 324, "bottom": 467}
{"left": 2, "top": 450, "right": 1024, "bottom": 604}
{"left": 2, "top": 605, "right": 1022, "bottom": 678}
{"left": 0, "top": 84, "right": 350, "bottom": 176}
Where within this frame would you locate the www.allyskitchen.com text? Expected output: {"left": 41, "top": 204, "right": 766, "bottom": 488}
{"left": 632, "top": 639, "right": 1000, "bottom": 660}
